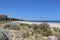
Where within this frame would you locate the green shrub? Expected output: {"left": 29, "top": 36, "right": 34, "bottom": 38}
{"left": 39, "top": 22, "right": 50, "bottom": 31}
{"left": 26, "top": 24, "right": 31, "bottom": 28}
{"left": 35, "top": 29, "right": 42, "bottom": 34}
{"left": 30, "top": 23, "right": 52, "bottom": 36}
{"left": 42, "top": 29, "right": 52, "bottom": 36}
{"left": 31, "top": 24, "right": 39, "bottom": 29}
{"left": 47, "top": 29, "right": 53, "bottom": 36}
{"left": 36, "top": 23, "right": 52, "bottom": 36}
{"left": 3, "top": 22, "right": 20, "bottom": 30}
{"left": 53, "top": 27, "right": 60, "bottom": 33}
{"left": 22, "top": 32, "right": 29, "bottom": 38}
{"left": 20, "top": 23, "right": 26, "bottom": 27}
{"left": 20, "top": 23, "right": 31, "bottom": 28}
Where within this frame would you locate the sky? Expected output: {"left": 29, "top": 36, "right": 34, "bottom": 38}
{"left": 0, "top": 0, "right": 60, "bottom": 21}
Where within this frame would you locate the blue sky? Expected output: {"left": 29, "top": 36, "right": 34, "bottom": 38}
{"left": 0, "top": 0, "right": 60, "bottom": 20}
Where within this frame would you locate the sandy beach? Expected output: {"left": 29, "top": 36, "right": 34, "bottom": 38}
{"left": 13, "top": 21, "right": 60, "bottom": 28}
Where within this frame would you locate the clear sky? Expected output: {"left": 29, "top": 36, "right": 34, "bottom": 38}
{"left": 0, "top": 0, "right": 60, "bottom": 21}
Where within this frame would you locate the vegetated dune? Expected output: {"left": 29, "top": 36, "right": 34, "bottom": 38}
{"left": 0, "top": 21, "right": 60, "bottom": 40}
{"left": 13, "top": 21, "right": 60, "bottom": 28}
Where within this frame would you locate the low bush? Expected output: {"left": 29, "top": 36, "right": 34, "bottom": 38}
{"left": 39, "top": 22, "right": 50, "bottom": 31}
{"left": 0, "top": 29, "right": 10, "bottom": 40}
{"left": 20, "top": 23, "right": 26, "bottom": 27}
{"left": 20, "top": 23, "right": 31, "bottom": 28}
{"left": 35, "top": 29, "right": 42, "bottom": 34}
{"left": 31, "top": 24, "right": 39, "bottom": 29}
{"left": 42, "top": 29, "right": 53, "bottom": 36}
{"left": 3, "top": 22, "right": 20, "bottom": 30}
{"left": 22, "top": 32, "right": 29, "bottom": 38}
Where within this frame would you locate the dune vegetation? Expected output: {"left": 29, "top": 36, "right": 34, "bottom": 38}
{"left": 0, "top": 21, "right": 60, "bottom": 40}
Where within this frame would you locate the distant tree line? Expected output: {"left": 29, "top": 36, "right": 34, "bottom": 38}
{"left": 0, "top": 14, "right": 24, "bottom": 21}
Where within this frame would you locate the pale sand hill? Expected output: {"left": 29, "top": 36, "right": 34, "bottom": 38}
{"left": 12, "top": 21, "right": 60, "bottom": 28}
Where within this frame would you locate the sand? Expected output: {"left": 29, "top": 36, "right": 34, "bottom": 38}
{"left": 12, "top": 21, "right": 60, "bottom": 28}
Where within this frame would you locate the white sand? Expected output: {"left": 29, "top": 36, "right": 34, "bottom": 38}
{"left": 12, "top": 21, "right": 60, "bottom": 28}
